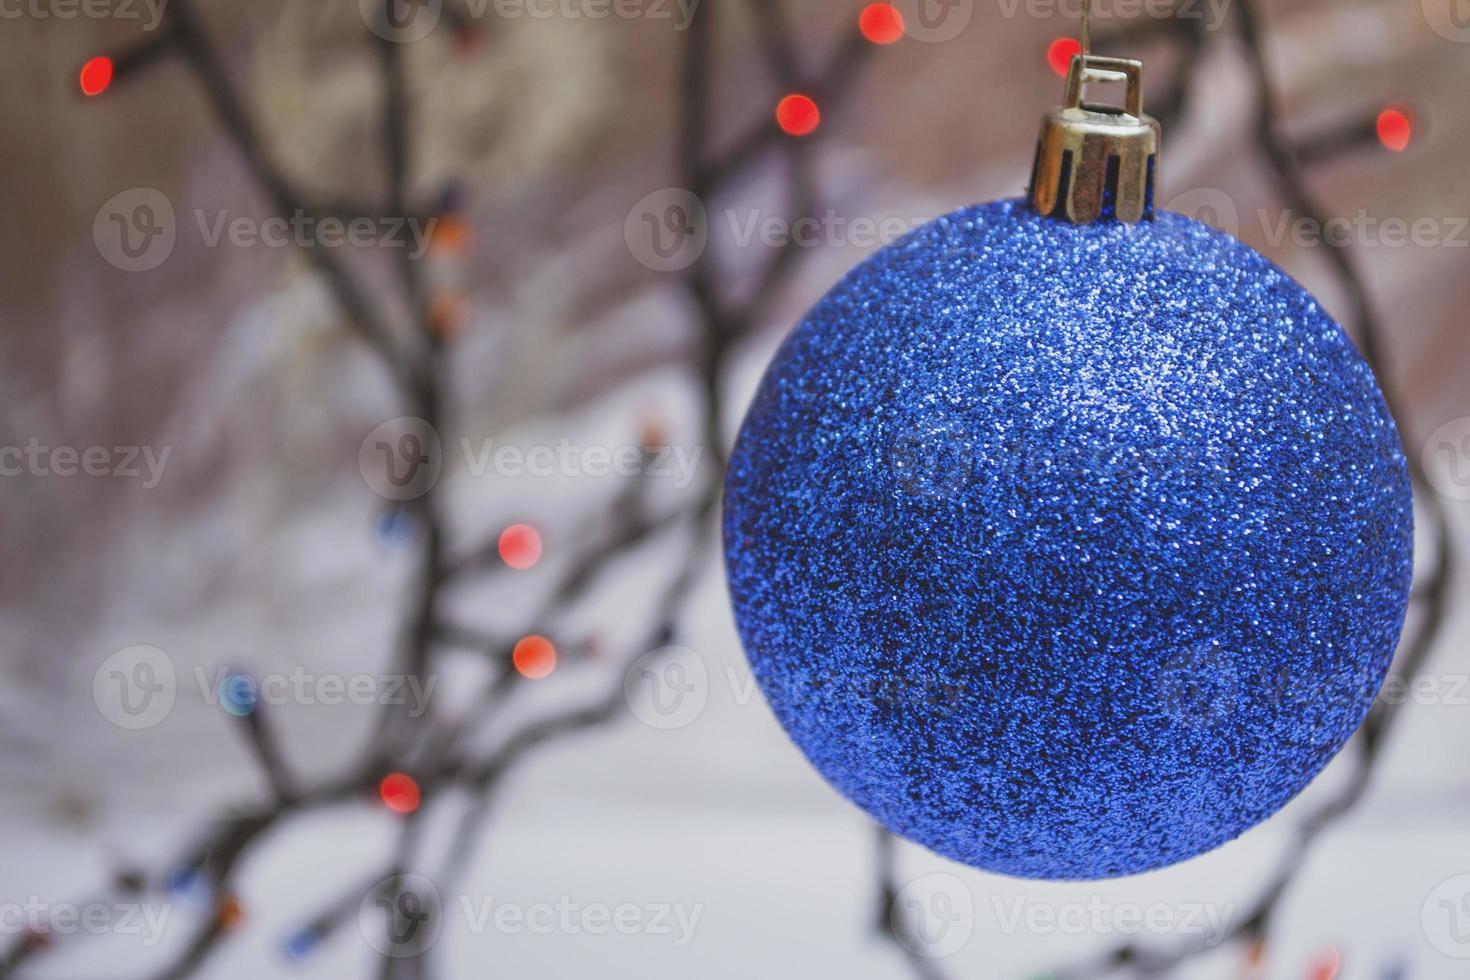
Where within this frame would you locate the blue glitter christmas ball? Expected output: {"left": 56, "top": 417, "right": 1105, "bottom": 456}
{"left": 722, "top": 199, "right": 1413, "bottom": 879}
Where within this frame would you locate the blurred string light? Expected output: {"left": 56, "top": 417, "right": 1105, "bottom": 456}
{"left": 429, "top": 293, "right": 469, "bottom": 339}
{"left": 378, "top": 772, "right": 421, "bottom": 814}
{"left": 774, "top": 1, "right": 914, "bottom": 136}
{"left": 1376, "top": 107, "right": 1412, "bottom": 152}
{"left": 1047, "top": 37, "right": 1081, "bottom": 77}
{"left": 451, "top": 22, "right": 485, "bottom": 55}
{"left": 426, "top": 194, "right": 474, "bottom": 339}
{"left": 216, "top": 895, "right": 245, "bottom": 931}
{"left": 48, "top": 6, "right": 1444, "bottom": 980}
{"left": 429, "top": 210, "right": 473, "bottom": 255}
{"left": 375, "top": 507, "right": 417, "bottom": 549}
{"left": 168, "top": 866, "right": 213, "bottom": 908}
{"left": 1304, "top": 945, "right": 1342, "bottom": 980}
{"left": 776, "top": 94, "right": 821, "bottom": 137}
{"left": 859, "top": 3, "right": 904, "bottom": 45}
{"left": 1243, "top": 935, "right": 1267, "bottom": 977}
{"left": 282, "top": 927, "right": 318, "bottom": 962}
{"left": 512, "top": 635, "right": 557, "bottom": 679}
{"left": 218, "top": 673, "right": 258, "bottom": 718}
{"left": 639, "top": 411, "right": 669, "bottom": 452}
{"left": 79, "top": 56, "right": 113, "bottom": 96}
{"left": 497, "top": 523, "right": 543, "bottom": 570}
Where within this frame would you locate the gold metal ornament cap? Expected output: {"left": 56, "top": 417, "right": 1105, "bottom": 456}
{"left": 1028, "top": 54, "right": 1160, "bottom": 224}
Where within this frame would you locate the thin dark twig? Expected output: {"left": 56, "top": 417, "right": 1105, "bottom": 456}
{"left": 235, "top": 705, "right": 296, "bottom": 803}
{"left": 166, "top": 0, "right": 412, "bottom": 389}
{"left": 9, "top": 3, "right": 874, "bottom": 979}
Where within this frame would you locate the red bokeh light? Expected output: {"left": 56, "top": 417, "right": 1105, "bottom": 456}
{"left": 497, "top": 523, "right": 543, "bottom": 570}
{"left": 512, "top": 635, "right": 557, "bottom": 679}
{"left": 379, "top": 772, "right": 421, "bottom": 814}
{"left": 1376, "top": 107, "right": 1412, "bottom": 152}
{"left": 859, "top": 3, "right": 904, "bottom": 45}
{"left": 1047, "top": 37, "right": 1081, "bottom": 77}
{"left": 776, "top": 94, "right": 820, "bottom": 137}
{"left": 1305, "top": 946, "right": 1341, "bottom": 980}
{"left": 80, "top": 56, "right": 113, "bottom": 97}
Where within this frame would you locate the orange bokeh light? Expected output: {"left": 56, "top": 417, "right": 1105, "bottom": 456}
{"left": 512, "top": 635, "right": 557, "bottom": 679}
{"left": 216, "top": 896, "right": 245, "bottom": 931}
